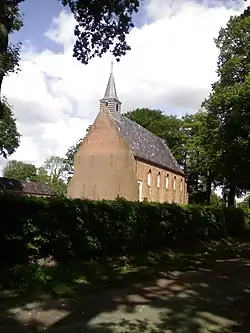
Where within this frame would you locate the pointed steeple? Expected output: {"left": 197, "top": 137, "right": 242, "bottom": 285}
{"left": 103, "top": 60, "right": 118, "bottom": 99}
{"left": 100, "top": 61, "right": 122, "bottom": 121}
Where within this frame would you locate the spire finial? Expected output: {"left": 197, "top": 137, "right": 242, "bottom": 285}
{"left": 111, "top": 59, "right": 114, "bottom": 74}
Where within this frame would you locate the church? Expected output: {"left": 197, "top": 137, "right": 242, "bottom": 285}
{"left": 67, "top": 65, "right": 188, "bottom": 204}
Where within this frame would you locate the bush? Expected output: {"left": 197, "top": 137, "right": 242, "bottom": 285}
{"left": 0, "top": 192, "right": 249, "bottom": 266}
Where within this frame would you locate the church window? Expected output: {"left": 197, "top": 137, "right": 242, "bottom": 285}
{"left": 180, "top": 178, "right": 183, "bottom": 192}
{"left": 157, "top": 172, "right": 160, "bottom": 188}
{"left": 116, "top": 104, "right": 119, "bottom": 111}
{"left": 165, "top": 174, "right": 169, "bottom": 189}
{"left": 173, "top": 176, "right": 176, "bottom": 190}
{"left": 105, "top": 101, "right": 108, "bottom": 106}
{"left": 147, "top": 170, "right": 152, "bottom": 186}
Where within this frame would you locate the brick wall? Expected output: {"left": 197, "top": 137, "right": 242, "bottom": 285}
{"left": 67, "top": 110, "right": 138, "bottom": 201}
{"left": 135, "top": 160, "right": 187, "bottom": 204}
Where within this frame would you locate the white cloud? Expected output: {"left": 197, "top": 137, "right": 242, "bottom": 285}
{"left": 1, "top": 0, "right": 248, "bottom": 172}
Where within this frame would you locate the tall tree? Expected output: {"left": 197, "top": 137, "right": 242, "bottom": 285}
{"left": 0, "top": 98, "right": 20, "bottom": 158}
{"left": 182, "top": 110, "right": 220, "bottom": 204}
{"left": 0, "top": 0, "right": 23, "bottom": 111}
{"left": 3, "top": 160, "right": 37, "bottom": 180}
{"left": 64, "top": 138, "right": 83, "bottom": 177}
{"left": 63, "top": 125, "right": 92, "bottom": 177}
{"left": 203, "top": 11, "right": 250, "bottom": 206}
{"left": 38, "top": 155, "right": 67, "bottom": 194}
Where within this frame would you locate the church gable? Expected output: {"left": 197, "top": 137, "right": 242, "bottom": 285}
{"left": 76, "top": 108, "right": 130, "bottom": 158}
{"left": 67, "top": 108, "right": 138, "bottom": 201}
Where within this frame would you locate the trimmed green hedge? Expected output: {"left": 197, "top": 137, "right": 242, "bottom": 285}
{"left": 0, "top": 193, "right": 249, "bottom": 266}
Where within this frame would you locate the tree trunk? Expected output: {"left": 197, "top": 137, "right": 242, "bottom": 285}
{"left": 206, "top": 175, "right": 212, "bottom": 205}
{"left": 228, "top": 184, "right": 236, "bottom": 207}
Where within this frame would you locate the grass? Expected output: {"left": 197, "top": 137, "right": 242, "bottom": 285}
{"left": 1, "top": 238, "right": 250, "bottom": 300}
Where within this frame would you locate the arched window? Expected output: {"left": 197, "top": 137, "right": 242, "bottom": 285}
{"left": 147, "top": 169, "right": 151, "bottom": 186}
{"left": 180, "top": 178, "right": 183, "bottom": 192}
{"left": 173, "top": 176, "right": 176, "bottom": 190}
{"left": 116, "top": 104, "right": 119, "bottom": 111}
{"left": 157, "top": 172, "right": 160, "bottom": 188}
{"left": 165, "top": 174, "right": 169, "bottom": 189}
{"left": 105, "top": 101, "right": 108, "bottom": 106}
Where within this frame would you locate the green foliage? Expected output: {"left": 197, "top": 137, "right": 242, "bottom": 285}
{"left": 203, "top": 12, "right": 250, "bottom": 205}
{"left": 3, "top": 160, "right": 37, "bottom": 180}
{"left": 38, "top": 156, "right": 67, "bottom": 195}
{"left": 210, "top": 192, "right": 223, "bottom": 206}
{"left": 0, "top": 0, "right": 24, "bottom": 84}
{"left": 1, "top": 193, "right": 249, "bottom": 268}
{"left": 2, "top": 156, "right": 67, "bottom": 195}
{"left": 0, "top": 41, "right": 21, "bottom": 76}
{"left": 0, "top": 99, "right": 20, "bottom": 158}
{"left": 61, "top": 0, "right": 140, "bottom": 64}
{"left": 63, "top": 125, "right": 91, "bottom": 177}
{"left": 64, "top": 138, "right": 83, "bottom": 177}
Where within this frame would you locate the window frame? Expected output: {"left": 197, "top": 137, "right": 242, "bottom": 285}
{"left": 173, "top": 176, "right": 176, "bottom": 190}
{"left": 157, "top": 172, "right": 161, "bottom": 188}
{"left": 147, "top": 170, "right": 152, "bottom": 187}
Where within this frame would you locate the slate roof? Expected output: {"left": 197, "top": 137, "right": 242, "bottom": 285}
{"left": 0, "top": 177, "right": 55, "bottom": 196}
{"left": 116, "top": 116, "right": 184, "bottom": 175}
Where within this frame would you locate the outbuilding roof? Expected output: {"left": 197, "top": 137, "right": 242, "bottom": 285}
{"left": 0, "top": 177, "right": 55, "bottom": 196}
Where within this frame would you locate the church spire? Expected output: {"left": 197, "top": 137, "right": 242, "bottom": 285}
{"left": 103, "top": 60, "right": 118, "bottom": 100}
{"left": 100, "top": 61, "right": 122, "bottom": 121}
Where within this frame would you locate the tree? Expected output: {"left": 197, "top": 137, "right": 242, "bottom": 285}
{"left": 0, "top": 98, "right": 20, "bottom": 158}
{"left": 0, "top": 0, "right": 23, "bottom": 112}
{"left": 0, "top": 0, "right": 140, "bottom": 98}
{"left": 61, "top": 0, "right": 140, "bottom": 65}
{"left": 3, "top": 160, "right": 37, "bottom": 180}
{"left": 203, "top": 12, "right": 250, "bottom": 206}
{"left": 181, "top": 110, "right": 221, "bottom": 205}
{"left": 64, "top": 138, "right": 83, "bottom": 177}
{"left": 38, "top": 155, "right": 67, "bottom": 195}
{"left": 63, "top": 125, "right": 92, "bottom": 177}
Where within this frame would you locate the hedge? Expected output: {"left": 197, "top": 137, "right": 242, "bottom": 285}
{"left": 0, "top": 192, "right": 249, "bottom": 266}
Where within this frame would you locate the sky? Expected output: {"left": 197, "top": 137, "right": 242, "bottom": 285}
{"left": 1, "top": 0, "right": 249, "bottom": 173}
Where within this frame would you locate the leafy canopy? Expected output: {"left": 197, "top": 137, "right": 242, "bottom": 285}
{"left": 0, "top": 99, "right": 20, "bottom": 158}
{"left": 3, "top": 155, "right": 67, "bottom": 195}
{"left": 3, "top": 160, "right": 37, "bottom": 180}
{"left": 203, "top": 10, "right": 250, "bottom": 203}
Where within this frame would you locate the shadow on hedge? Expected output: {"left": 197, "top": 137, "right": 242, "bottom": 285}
{"left": 1, "top": 241, "right": 250, "bottom": 332}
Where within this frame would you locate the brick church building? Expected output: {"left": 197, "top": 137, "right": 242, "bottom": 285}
{"left": 67, "top": 65, "right": 188, "bottom": 204}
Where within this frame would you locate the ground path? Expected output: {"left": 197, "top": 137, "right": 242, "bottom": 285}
{"left": 1, "top": 255, "right": 250, "bottom": 333}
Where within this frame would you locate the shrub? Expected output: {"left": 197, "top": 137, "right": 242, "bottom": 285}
{"left": 0, "top": 192, "right": 248, "bottom": 266}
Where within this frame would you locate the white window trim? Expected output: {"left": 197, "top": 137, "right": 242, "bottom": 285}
{"left": 173, "top": 177, "right": 176, "bottom": 190}
{"left": 147, "top": 170, "right": 151, "bottom": 187}
{"left": 165, "top": 174, "right": 169, "bottom": 189}
{"left": 180, "top": 179, "right": 183, "bottom": 192}
{"left": 157, "top": 173, "right": 160, "bottom": 188}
